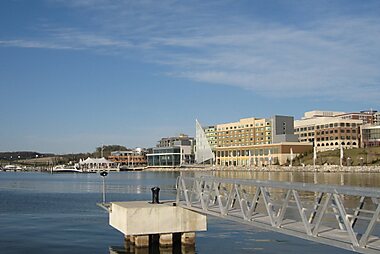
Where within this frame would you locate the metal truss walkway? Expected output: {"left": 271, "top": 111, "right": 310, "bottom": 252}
{"left": 176, "top": 175, "right": 380, "bottom": 254}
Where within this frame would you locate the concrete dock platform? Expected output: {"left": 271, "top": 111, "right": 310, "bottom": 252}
{"left": 109, "top": 200, "right": 207, "bottom": 247}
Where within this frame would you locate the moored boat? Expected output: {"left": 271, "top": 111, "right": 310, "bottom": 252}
{"left": 3, "top": 165, "right": 23, "bottom": 171}
{"left": 52, "top": 165, "right": 83, "bottom": 173}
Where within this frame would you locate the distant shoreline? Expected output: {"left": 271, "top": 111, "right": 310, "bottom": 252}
{"left": 144, "top": 165, "right": 380, "bottom": 173}
{"left": 1, "top": 165, "right": 380, "bottom": 173}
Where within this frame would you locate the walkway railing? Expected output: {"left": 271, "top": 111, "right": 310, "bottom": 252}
{"left": 176, "top": 175, "right": 380, "bottom": 254}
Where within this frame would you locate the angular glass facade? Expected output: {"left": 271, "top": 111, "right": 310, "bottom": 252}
{"left": 147, "top": 147, "right": 181, "bottom": 166}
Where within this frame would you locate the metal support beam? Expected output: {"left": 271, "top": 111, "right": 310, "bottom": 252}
{"left": 176, "top": 176, "right": 380, "bottom": 254}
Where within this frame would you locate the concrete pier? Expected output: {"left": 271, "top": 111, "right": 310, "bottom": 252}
{"left": 181, "top": 232, "right": 196, "bottom": 245}
{"left": 158, "top": 233, "right": 173, "bottom": 247}
{"left": 134, "top": 235, "right": 149, "bottom": 247}
{"left": 109, "top": 201, "right": 207, "bottom": 248}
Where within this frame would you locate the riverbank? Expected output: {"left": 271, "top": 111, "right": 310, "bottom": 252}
{"left": 145, "top": 165, "right": 380, "bottom": 173}
{"left": 2, "top": 165, "right": 379, "bottom": 173}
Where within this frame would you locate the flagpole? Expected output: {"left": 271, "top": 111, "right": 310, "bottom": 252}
{"left": 290, "top": 148, "right": 293, "bottom": 167}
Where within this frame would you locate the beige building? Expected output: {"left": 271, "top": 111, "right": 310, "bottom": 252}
{"left": 374, "top": 112, "right": 380, "bottom": 126}
{"left": 215, "top": 116, "right": 311, "bottom": 166}
{"left": 203, "top": 125, "right": 217, "bottom": 151}
{"left": 295, "top": 111, "right": 363, "bottom": 151}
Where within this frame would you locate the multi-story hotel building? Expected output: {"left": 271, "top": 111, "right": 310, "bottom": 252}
{"left": 337, "top": 111, "right": 376, "bottom": 125}
{"left": 374, "top": 112, "right": 380, "bottom": 126}
{"left": 294, "top": 111, "right": 363, "bottom": 151}
{"left": 203, "top": 125, "right": 217, "bottom": 151}
{"left": 214, "top": 116, "right": 311, "bottom": 166}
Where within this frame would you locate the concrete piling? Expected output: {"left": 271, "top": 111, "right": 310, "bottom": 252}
{"left": 126, "top": 233, "right": 194, "bottom": 247}
{"left": 159, "top": 233, "right": 173, "bottom": 247}
{"left": 181, "top": 232, "right": 196, "bottom": 245}
{"left": 135, "top": 235, "right": 149, "bottom": 247}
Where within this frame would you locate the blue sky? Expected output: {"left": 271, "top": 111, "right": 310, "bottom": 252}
{"left": 1, "top": 0, "right": 379, "bottom": 153}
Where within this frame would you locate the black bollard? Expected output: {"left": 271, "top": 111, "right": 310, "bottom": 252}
{"left": 151, "top": 187, "right": 160, "bottom": 204}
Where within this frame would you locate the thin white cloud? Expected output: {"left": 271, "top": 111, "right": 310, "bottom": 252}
{"left": 151, "top": 17, "right": 380, "bottom": 100}
{"left": 2, "top": 1, "right": 380, "bottom": 102}
{"left": 0, "top": 39, "right": 79, "bottom": 50}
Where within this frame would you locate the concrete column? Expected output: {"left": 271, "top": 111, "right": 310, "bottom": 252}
{"left": 135, "top": 235, "right": 149, "bottom": 247}
{"left": 129, "top": 235, "right": 136, "bottom": 244}
{"left": 159, "top": 233, "right": 173, "bottom": 247}
{"left": 181, "top": 232, "right": 196, "bottom": 245}
{"left": 124, "top": 235, "right": 134, "bottom": 253}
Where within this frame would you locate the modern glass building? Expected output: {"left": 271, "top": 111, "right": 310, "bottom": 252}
{"left": 146, "top": 134, "right": 195, "bottom": 167}
{"left": 147, "top": 147, "right": 181, "bottom": 166}
{"left": 361, "top": 125, "right": 380, "bottom": 147}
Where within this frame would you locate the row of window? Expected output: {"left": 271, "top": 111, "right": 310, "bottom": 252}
{"left": 217, "top": 127, "right": 271, "bottom": 135}
{"left": 218, "top": 136, "right": 271, "bottom": 142}
{"left": 295, "top": 123, "right": 358, "bottom": 132}
{"left": 217, "top": 148, "right": 279, "bottom": 157}
{"left": 316, "top": 136, "right": 357, "bottom": 141}
{"left": 217, "top": 142, "right": 271, "bottom": 147}
{"left": 316, "top": 141, "right": 357, "bottom": 147}
{"left": 218, "top": 133, "right": 271, "bottom": 139}
{"left": 296, "top": 129, "right": 357, "bottom": 138}
{"left": 316, "top": 129, "right": 356, "bottom": 135}
{"left": 217, "top": 122, "right": 271, "bottom": 131}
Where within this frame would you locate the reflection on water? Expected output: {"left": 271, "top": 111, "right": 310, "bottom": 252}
{"left": 0, "top": 171, "right": 376, "bottom": 254}
{"left": 211, "top": 170, "right": 380, "bottom": 187}
{"left": 109, "top": 241, "right": 196, "bottom": 254}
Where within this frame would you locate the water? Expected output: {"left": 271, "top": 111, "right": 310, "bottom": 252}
{"left": 0, "top": 171, "right": 373, "bottom": 254}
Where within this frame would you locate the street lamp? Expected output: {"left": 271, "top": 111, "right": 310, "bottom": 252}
{"left": 100, "top": 171, "right": 108, "bottom": 204}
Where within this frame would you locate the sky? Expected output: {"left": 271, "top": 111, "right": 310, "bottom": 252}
{"left": 1, "top": 0, "right": 379, "bottom": 154}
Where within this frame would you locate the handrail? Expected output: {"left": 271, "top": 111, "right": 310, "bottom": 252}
{"left": 179, "top": 175, "right": 380, "bottom": 198}
{"left": 176, "top": 175, "right": 380, "bottom": 254}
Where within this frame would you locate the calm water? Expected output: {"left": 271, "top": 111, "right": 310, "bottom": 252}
{"left": 1, "top": 171, "right": 375, "bottom": 254}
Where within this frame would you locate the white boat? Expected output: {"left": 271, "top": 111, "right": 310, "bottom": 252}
{"left": 4, "top": 165, "right": 23, "bottom": 171}
{"left": 52, "top": 164, "right": 83, "bottom": 173}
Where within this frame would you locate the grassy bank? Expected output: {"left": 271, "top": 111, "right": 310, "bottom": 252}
{"left": 293, "top": 147, "right": 380, "bottom": 166}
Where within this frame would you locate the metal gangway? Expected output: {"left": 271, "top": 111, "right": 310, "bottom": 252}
{"left": 176, "top": 175, "right": 380, "bottom": 254}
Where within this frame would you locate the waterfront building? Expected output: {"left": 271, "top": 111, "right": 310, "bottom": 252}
{"left": 108, "top": 149, "right": 147, "bottom": 166}
{"left": 360, "top": 125, "right": 380, "bottom": 147}
{"left": 374, "top": 112, "right": 380, "bottom": 126}
{"left": 302, "top": 110, "right": 346, "bottom": 119}
{"left": 195, "top": 120, "right": 214, "bottom": 164}
{"left": 203, "top": 125, "right": 217, "bottom": 151}
{"left": 79, "top": 157, "right": 119, "bottom": 172}
{"left": 147, "top": 134, "right": 195, "bottom": 167}
{"left": 214, "top": 116, "right": 311, "bottom": 166}
{"left": 295, "top": 111, "right": 362, "bottom": 151}
{"left": 301, "top": 110, "right": 376, "bottom": 125}
{"left": 337, "top": 110, "right": 376, "bottom": 125}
